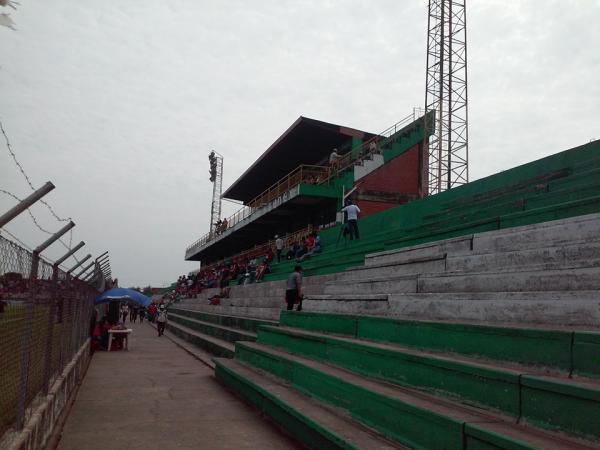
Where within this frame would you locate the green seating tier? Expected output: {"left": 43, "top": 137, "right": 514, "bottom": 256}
{"left": 214, "top": 311, "right": 600, "bottom": 448}
{"left": 265, "top": 140, "right": 600, "bottom": 281}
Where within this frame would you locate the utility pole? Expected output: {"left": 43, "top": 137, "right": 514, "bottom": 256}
{"left": 208, "top": 151, "right": 224, "bottom": 233}
{"left": 425, "top": 0, "right": 469, "bottom": 195}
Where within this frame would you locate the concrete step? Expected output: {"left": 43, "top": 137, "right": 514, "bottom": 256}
{"left": 323, "top": 275, "right": 417, "bottom": 295}
{"left": 446, "top": 242, "right": 600, "bottom": 273}
{"left": 214, "top": 358, "right": 403, "bottom": 449}
{"left": 167, "top": 321, "right": 235, "bottom": 358}
{"left": 174, "top": 303, "right": 282, "bottom": 321}
{"left": 365, "top": 235, "right": 472, "bottom": 266}
{"left": 472, "top": 212, "right": 600, "bottom": 254}
{"left": 169, "top": 313, "right": 256, "bottom": 344}
{"left": 257, "top": 325, "right": 600, "bottom": 437}
{"left": 174, "top": 296, "right": 284, "bottom": 309}
{"left": 235, "top": 341, "right": 596, "bottom": 448}
{"left": 365, "top": 213, "right": 600, "bottom": 270}
{"left": 341, "top": 258, "right": 445, "bottom": 281}
{"left": 169, "top": 307, "right": 278, "bottom": 332}
{"left": 418, "top": 266, "right": 600, "bottom": 293}
{"left": 304, "top": 294, "right": 389, "bottom": 315}
{"left": 389, "top": 291, "right": 600, "bottom": 327}
{"left": 302, "top": 290, "right": 600, "bottom": 327}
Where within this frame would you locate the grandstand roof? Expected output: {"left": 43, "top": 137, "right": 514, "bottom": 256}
{"left": 223, "top": 116, "right": 376, "bottom": 202}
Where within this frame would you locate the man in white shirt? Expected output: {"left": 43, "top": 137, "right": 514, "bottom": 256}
{"left": 329, "top": 148, "right": 340, "bottom": 173}
{"left": 341, "top": 200, "right": 361, "bottom": 240}
{"left": 275, "top": 235, "right": 283, "bottom": 263}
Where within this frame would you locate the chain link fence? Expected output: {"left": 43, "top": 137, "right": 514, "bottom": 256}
{"left": 0, "top": 234, "right": 96, "bottom": 439}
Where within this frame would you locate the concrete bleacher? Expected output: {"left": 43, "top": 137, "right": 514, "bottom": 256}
{"left": 169, "top": 140, "right": 600, "bottom": 448}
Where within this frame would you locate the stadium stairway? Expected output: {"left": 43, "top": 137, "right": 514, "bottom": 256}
{"left": 209, "top": 214, "right": 600, "bottom": 448}
{"left": 169, "top": 141, "right": 600, "bottom": 448}
{"left": 169, "top": 211, "right": 600, "bottom": 368}
{"left": 214, "top": 310, "right": 600, "bottom": 449}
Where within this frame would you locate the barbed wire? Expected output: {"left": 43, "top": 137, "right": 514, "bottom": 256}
{"left": 0, "top": 187, "right": 79, "bottom": 262}
{"left": 0, "top": 119, "right": 81, "bottom": 262}
{"left": 1, "top": 119, "right": 72, "bottom": 224}
{"left": 1, "top": 227, "right": 33, "bottom": 251}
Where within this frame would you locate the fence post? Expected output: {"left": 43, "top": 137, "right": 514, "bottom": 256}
{"left": 15, "top": 221, "right": 75, "bottom": 429}
{"left": 0, "top": 181, "right": 54, "bottom": 228}
{"left": 15, "top": 250, "right": 39, "bottom": 429}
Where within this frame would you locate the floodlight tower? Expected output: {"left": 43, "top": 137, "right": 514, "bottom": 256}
{"left": 208, "top": 151, "right": 224, "bottom": 233}
{"left": 425, "top": 0, "right": 469, "bottom": 195}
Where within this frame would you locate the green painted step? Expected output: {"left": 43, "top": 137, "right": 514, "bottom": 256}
{"left": 169, "top": 307, "right": 277, "bottom": 332}
{"left": 574, "top": 332, "right": 600, "bottom": 378}
{"left": 258, "top": 325, "right": 522, "bottom": 415}
{"left": 233, "top": 341, "right": 591, "bottom": 449}
{"left": 167, "top": 321, "right": 234, "bottom": 358}
{"left": 279, "top": 312, "right": 600, "bottom": 377}
{"left": 169, "top": 313, "right": 256, "bottom": 344}
{"left": 426, "top": 168, "right": 569, "bottom": 219}
{"left": 214, "top": 359, "right": 403, "bottom": 450}
{"left": 519, "top": 375, "right": 600, "bottom": 439}
{"left": 255, "top": 325, "right": 600, "bottom": 440}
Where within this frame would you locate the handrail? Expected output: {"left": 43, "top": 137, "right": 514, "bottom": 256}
{"left": 321, "top": 108, "right": 427, "bottom": 183}
{"left": 186, "top": 165, "right": 328, "bottom": 252}
{"left": 186, "top": 108, "right": 429, "bottom": 255}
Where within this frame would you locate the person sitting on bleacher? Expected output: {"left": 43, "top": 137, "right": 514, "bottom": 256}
{"left": 297, "top": 233, "right": 322, "bottom": 262}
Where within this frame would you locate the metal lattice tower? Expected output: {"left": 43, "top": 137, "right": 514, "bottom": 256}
{"left": 208, "top": 151, "right": 223, "bottom": 232}
{"left": 425, "top": 0, "right": 469, "bottom": 195}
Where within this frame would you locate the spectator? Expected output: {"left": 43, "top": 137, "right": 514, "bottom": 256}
{"left": 147, "top": 302, "right": 158, "bottom": 322}
{"left": 286, "top": 242, "right": 298, "bottom": 260}
{"left": 329, "top": 148, "right": 340, "bottom": 173}
{"left": 156, "top": 304, "right": 168, "bottom": 337}
{"left": 275, "top": 235, "right": 283, "bottom": 263}
{"left": 219, "top": 264, "right": 231, "bottom": 297}
{"left": 341, "top": 200, "right": 361, "bottom": 240}
{"left": 297, "top": 233, "right": 322, "bottom": 262}
{"left": 285, "top": 265, "right": 303, "bottom": 311}
{"left": 120, "top": 304, "right": 129, "bottom": 323}
{"left": 255, "top": 258, "right": 271, "bottom": 282}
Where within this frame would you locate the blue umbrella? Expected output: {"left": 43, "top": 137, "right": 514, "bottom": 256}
{"left": 95, "top": 288, "right": 151, "bottom": 307}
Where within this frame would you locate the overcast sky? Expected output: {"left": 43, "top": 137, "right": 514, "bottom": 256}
{"left": 1, "top": 1, "right": 599, "bottom": 287}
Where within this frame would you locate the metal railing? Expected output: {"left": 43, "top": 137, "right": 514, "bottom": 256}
{"left": 327, "top": 108, "right": 427, "bottom": 180}
{"left": 194, "top": 223, "right": 316, "bottom": 277}
{"left": 186, "top": 108, "right": 428, "bottom": 256}
{"left": 0, "top": 235, "right": 96, "bottom": 437}
{"left": 186, "top": 165, "right": 328, "bottom": 253}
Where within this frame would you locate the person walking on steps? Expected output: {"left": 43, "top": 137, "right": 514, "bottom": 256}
{"left": 156, "top": 304, "right": 168, "bottom": 337}
{"left": 341, "top": 199, "right": 361, "bottom": 240}
{"left": 285, "top": 265, "right": 303, "bottom": 311}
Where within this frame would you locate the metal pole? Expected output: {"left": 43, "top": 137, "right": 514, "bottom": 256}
{"left": 0, "top": 181, "right": 55, "bottom": 228}
{"left": 54, "top": 241, "right": 85, "bottom": 267}
{"left": 96, "top": 255, "right": 109, "bottom": 266}
{"left": 95, "top": 251, "right": 108, "bottom": 262}
{"left": 34, "top": 221, "right": 75, "bottom": 254}
{"left": 82, "top": 266, "right": 98, "bottom": 281}
{"left": 67, "top": 254, "right": 91, "bottom": 275}
{"left": 76, "top": 261, "right": 95, "bottom": 278}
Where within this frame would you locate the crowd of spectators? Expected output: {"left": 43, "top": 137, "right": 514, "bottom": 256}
{"left": 168, "top": 230, "right": 324, "bottom": 307}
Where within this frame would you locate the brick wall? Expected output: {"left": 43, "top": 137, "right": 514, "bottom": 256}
{"left": 356, "top": 144, "right": 422, "bottom": 217}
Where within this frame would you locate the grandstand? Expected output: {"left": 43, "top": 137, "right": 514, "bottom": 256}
{"left": 173, "top": 134, "right": 600, "bottom": 448}
{"left": 185, "top": 111, "right": 432, "bottom": 264}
